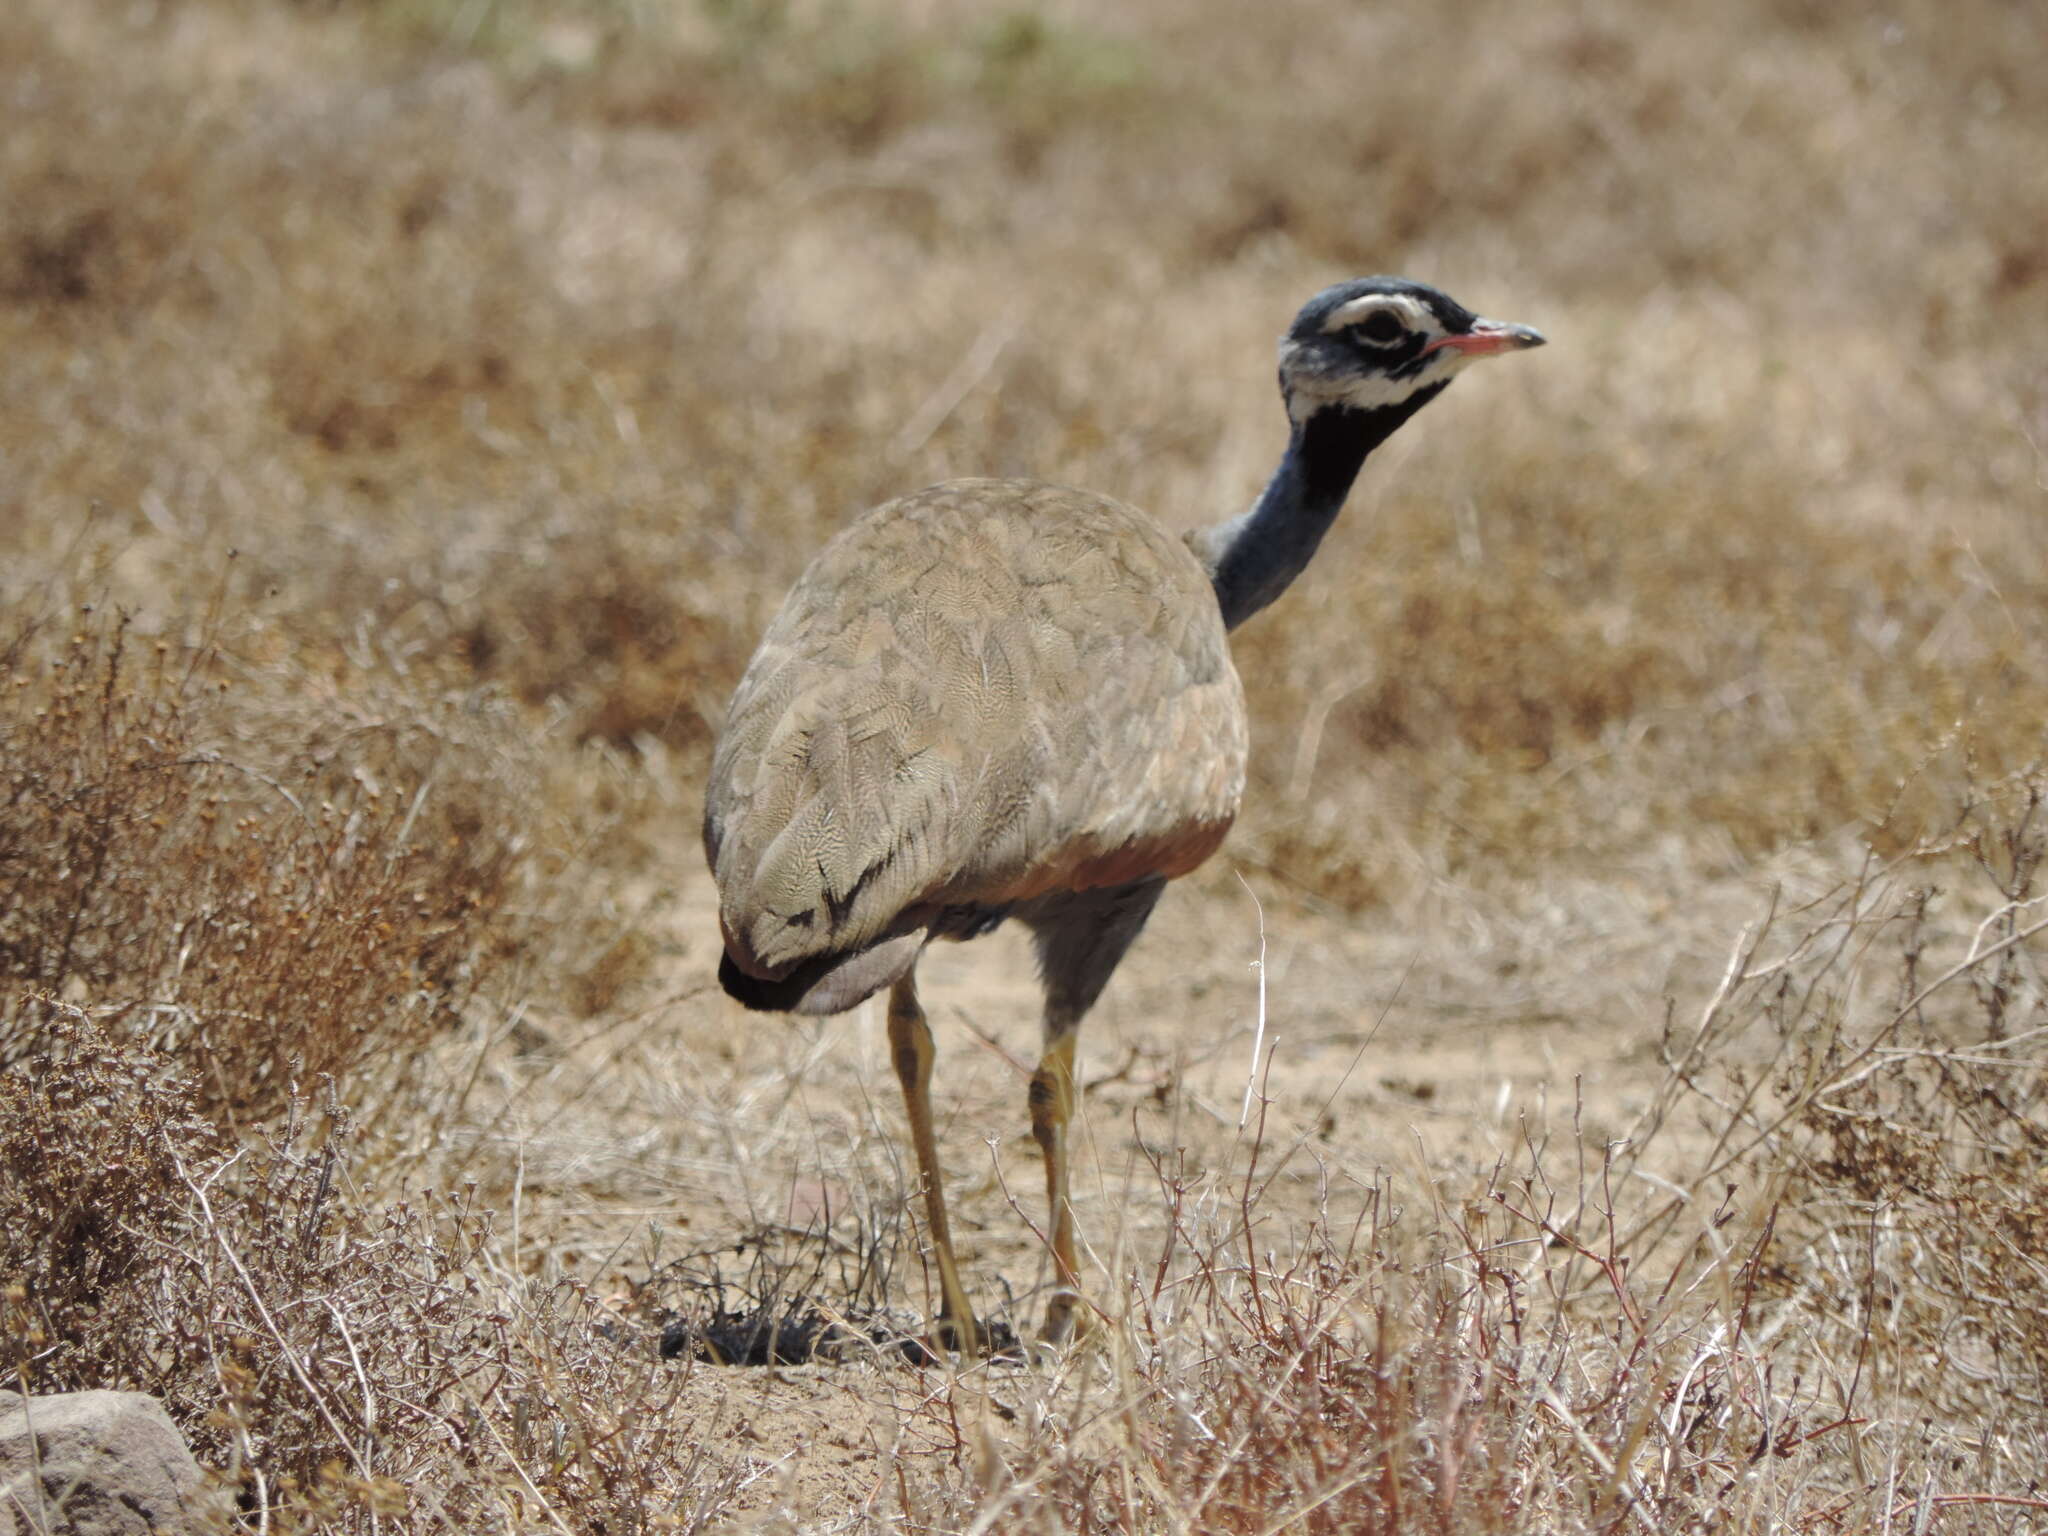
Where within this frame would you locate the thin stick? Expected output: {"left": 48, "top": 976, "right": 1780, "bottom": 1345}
{"left": 891, "top": 317, "right": 1019, "bottom": 460}
{"left": 1235, "top": 871, "right": 1269, "bottom": 1130}
{"left": 172, "top": 1151, "right": 373, "bottom": 1484}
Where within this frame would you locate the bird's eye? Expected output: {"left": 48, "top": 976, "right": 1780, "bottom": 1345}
{"left": 1352, "top": 309, "right": 1406, "bottom": 345}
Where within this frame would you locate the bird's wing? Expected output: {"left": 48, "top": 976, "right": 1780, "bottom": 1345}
{"left": 705, "top": 479, "right": 1247, "bottom": 981}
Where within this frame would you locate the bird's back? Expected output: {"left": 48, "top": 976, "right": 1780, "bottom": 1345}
{"left": 706, "top": 478, "right": 1247, "bottom": 996}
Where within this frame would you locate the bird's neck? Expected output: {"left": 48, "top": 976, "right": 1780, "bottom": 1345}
{"left": 1193, "top": 388, "right": 1445, "bottom": 631}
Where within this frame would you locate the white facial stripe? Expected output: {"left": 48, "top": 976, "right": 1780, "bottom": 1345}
{"left": 1322, "top": 293, "right": 1435, "bottom": 335}
{"left": 1280, "top": 338, "right": 1445, "bottom": 423}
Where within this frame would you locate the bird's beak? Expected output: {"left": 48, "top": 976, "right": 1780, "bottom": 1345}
{"left": 1424, "top": 318, "right": 1547, "bottom": 359}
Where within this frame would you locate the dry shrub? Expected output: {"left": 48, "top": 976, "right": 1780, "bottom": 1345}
{"left": 943, "top": 1140, "right": 1833, "bottom": 1534}
{"left": 0, "top": 535, "right": 740, "bottom": 1535}
{"left": 0, "top": 1009, "right": 741, "bottom": 1534}
{"left": 1668, "top": 760, "right": 2048, "bottom": 1428}
{"left": 0, "top": 608, "right": 527, "bottom": 1124}
{"left": 452, "top": 522, "right": 758, "bottom": 753}
{"left": 1540, "top": 755, "right": 2048, "bottom": 1528}
{"left": 169, "top": 1108, "right": 744, "bottom": 1535}
{"left": 0, "top": 1009, "right": 223, "bottom": 1372}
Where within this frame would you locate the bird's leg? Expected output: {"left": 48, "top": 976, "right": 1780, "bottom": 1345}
{"left": 886, "top": 972, "right": 981, "bottom": 1356}
{"left": 1030, "top": 1016, "right": 1083, "bottom": 1344}
{"left": 1020, "top": 876, "right": 1169, "bottom": 1347}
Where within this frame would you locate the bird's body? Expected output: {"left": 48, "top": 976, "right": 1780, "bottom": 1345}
{"left": 705, "top": 479, "right": 1245, "bottom": 1014}
{"left": 704, "top": 278, "right": 1543, "bottom": 1351}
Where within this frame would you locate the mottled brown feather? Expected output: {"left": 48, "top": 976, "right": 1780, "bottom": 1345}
{"left": 704, "top": 478, "right": 1247, "bottom": 985}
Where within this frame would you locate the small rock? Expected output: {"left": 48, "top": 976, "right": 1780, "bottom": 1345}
{"left": 0, "top": 1390, "right": 205, "bottom": 1535}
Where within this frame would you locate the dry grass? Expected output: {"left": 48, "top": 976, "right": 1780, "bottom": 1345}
{"left": 5, "top": 0, "right": 2048, "bottom": 1528}
{"left": 0, "top": 613, "right": 527, "bottom": 1123}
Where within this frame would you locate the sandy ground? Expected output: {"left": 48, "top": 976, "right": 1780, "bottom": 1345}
{"left": 467, "top": 825, "right": 1787, "bottom": 1519}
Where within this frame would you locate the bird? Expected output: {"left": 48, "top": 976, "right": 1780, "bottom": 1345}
{"left": 703, "top": 278, "right": 1544, "bottom": 1353}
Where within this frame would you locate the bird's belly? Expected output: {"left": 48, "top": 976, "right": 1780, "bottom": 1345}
{"left": 1071, "top": 815, "right": 1236, "bottom": 888}
{"left": 969, "top": 812, "right": 1236, "bottom": 908}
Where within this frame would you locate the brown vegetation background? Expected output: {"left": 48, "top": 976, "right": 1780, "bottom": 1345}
{"left": 4, "top": 0, "right": 2048, "bottom": 1529}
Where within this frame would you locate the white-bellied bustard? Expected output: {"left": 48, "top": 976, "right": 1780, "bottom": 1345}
{"left": 704, "top": 278, "right": 1545, "bottom": 1353}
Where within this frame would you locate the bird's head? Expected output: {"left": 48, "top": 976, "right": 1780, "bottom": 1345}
{"left": 1278, "top": 277, "right": 1545, "bottom": 425}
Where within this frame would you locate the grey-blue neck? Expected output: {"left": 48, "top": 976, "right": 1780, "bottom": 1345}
{"left": 1194, "top": 384, "right": 1447, "bottom": 631}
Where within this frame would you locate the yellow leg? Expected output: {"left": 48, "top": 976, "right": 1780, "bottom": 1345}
{"left": 887, "top": 975, "right": 981, "bottom": 1356}
{"left": 1029, "top": 1027, "right": 1084, "bottom": 1344}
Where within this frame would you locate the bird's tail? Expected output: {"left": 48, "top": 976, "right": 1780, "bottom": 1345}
{"left": 717, "top": 931, "right": 924, "bottom": 1016}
